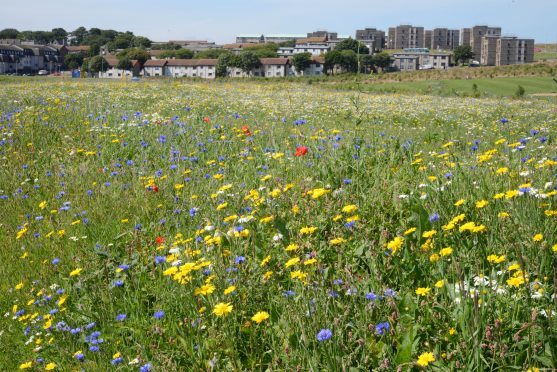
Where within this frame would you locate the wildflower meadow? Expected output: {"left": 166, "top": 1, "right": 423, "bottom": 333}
{"left": 0, "top": 78, "right": 556, "bottom": 371}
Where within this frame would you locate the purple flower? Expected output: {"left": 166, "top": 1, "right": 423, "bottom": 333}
{"left": 155, "top": 256, "right": 166, "bottom": 264}
{"left": 375, "top": 322, "right": 390, "bottom": 335}
{"left": 116, "top": 313, "right": 127, "bottom": 322}
{"left": 154, "top": 310, "right": 165, "bottom": 320}
{"left": 316, "top": 328, "right": 333, "bottom": 342}
{"left": 140, "top": 363, "right": 152, "bottom": 372}
{"left": 429, "top": 213, "right": 440, "bottom": 223}
{"left": 365, "top": 292, "right": 378, "bottom": 301}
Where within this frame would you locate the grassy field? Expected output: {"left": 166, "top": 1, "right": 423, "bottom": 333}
{"left": 0, "top": 78, "right": 556, "bottom": 371}
{"left": 330, "top": 76, "right": 557, "bottom": 97}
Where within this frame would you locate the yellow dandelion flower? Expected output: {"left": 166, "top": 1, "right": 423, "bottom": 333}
{"left": 212, "top": 302, "right": 233, "bottom": 317}
{"left": 416, "top": 352, "right": 436, "bottom": 367}
{"left": 251, "top": 311, "right": 270, "bottom": 324}
{"left": 415, "top": 287, "right": 431, "bottom": 296}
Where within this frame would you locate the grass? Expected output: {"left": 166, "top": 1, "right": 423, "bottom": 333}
{"left": 0, "top": 77, "right": 556, "bottom": 371}
{"left": 329, "top": 76, "right": 557, "bottom": 97}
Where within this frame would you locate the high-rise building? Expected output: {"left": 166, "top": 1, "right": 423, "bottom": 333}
{"left": 355, "top": 28, "right": 386, "bottom": 52}
{"left": 387, "top": 25, "right": 424, "bottom": 49}
{"left": 470, "top": 26, "right": 501, "bottom": 60}
{"left": 480, "top": 36, "right": 535, "bottom": 66}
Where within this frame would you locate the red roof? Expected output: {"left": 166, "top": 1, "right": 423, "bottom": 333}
{"left": 166, "top": 59, "right": 217, "bottom": 66}
{"left": 260, "top": 58, "right": 289, "bottom": 65}
{"left": 144, "top": 59, "right": 168, "bottom": 67}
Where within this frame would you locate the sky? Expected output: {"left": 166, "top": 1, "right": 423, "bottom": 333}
{"left": 2, "top": 0, "right": 556, "bottom": 43}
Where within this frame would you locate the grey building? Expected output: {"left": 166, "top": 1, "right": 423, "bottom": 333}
{"left": 355, "top": 28, "right": 386, "bottom": 52}
{"left": 424, "top": 30, "right": 433, "bottom": 50}
{"left": 307, "top": 31, "right": 338, "bottom": 40}
{"left": 429, "top": 28, "right": 460, "bottom": 50}
{"left": 481, "top": 36, "right": 535, "bottom": 66}
{"left": 387, "top": 25, "right": 424, "bottom": 49}
{"left": 470, "top": 26, "right": 501, "bottom": 60}
{"left": 460, "top": 28, "right": 471, "bottom": 48}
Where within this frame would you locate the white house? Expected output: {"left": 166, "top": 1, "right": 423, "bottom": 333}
{"left": 98, "top": 56, "right": 141, "bottom": 79}
{"left": 165, "top": 59, "right": 217, "bottom": 78}
{"left": 289, "top": 56, "right": 325, "bottom": 76}
{"left": 143, "top": 59, "right": 167, "bottom": 76}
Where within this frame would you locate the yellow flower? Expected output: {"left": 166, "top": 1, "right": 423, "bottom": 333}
{"left": 439, "top": 247, "right": 453, "bottom": 257}
{"left": 69, "top": 268, "right": 82, "bottom": 277}
{"left": 387, "top": 236, "right": 404, "bottom": 254}
{"left": 39, "top": 201, "right": 47, "bottom": 209}
{"left": 533, "top": 234, "right": 543, "bottom": 242}
{"left": 422, "top": 230, "right": 437, "bottom": 239}
{"left": 496, "top": 167, "right": 509, "bottom": 174}
{"left": 434, "top": 280, "right": 445, "bottom": 288}
{"left": 224, "top": 285, "right": 236, "bottom": 295}
{"left": 429, "top": 253, "right": 440, "bottom": 262}
{"left": 304, "top": 258, "right": 317, "bottom": 265}
{"left": 505, "top": 190, "right": 519, "bottom": 199}
{"left": 45, "top": 362, "right": 56, "bottom": 370}
{"left": 330, "top": 237, "right": 347, "bottom": 245}
{"left": 212, "top": 302, "right": 233, "bottom": 317}
{"left": 475, "top": 200, "right": 488, "bottom": 209}
{"left": 260, "top": 255, "right": 271, "bottom": 267}
{"left": 454, "top": 199, "right": 465, "bottom": 206}
{"left": 263, "top": 271, "right": 273, "bottom": 280}
{"left": 194, "top": 284, "right": 216, "bottom": 296}
{"left": 416, "top": 352, "right": 436, "bottom": 366}
{"left": 285, "top": 257, "right": 300, "bottom": 268}
{"left": 498, "top": 212, "right": 510, "bottom": 219}
{"left": 19, "top": 361, "right": 33, "bottom": 369}
{"left": 299, "top": 226, "right": 317, "bottom": 235}
{"left": 251, "top": 311, "right": 270, "bottom": 324}
{"left": 285, "top": 243, "right": 298, "bottom": 252}
{"left": 216, "top": 202, "right": 228, "bottom": 210}
{"left": 290, "top": 270, "right": 307, "bottom": 281}
{"left": 449, "top": 328, "right": 456, "bottom": 335}
{"left": 415, "top": 287, "right": 431, "bottom": 296}
{"left": 507, "top": 276, "right": 525, "bottom": 287}
{"left": 404, "top": 227, "right": 416, "bottom": 235}
{"left": 487, "top": 254, "right": 506, "bottom": 264}
{"left": 15, "top": 282, "right": 24, "bottom": 290}
{"left": 342, "top": 204, "right": 358, "bottom": 214}
{"left": 552, "top": 244, "right": 557, "bottom": 253}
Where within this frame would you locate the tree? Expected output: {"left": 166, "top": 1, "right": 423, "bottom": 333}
{"left": 0, "top": 28, "right": 19, "bottom": 39}
{"left": 215, "top": 53, "right": 240, "bottom": 77}
{"left": 244, "top": 43, "right": 278, "bottom": 58}
{"left": 195, "top": 49, "right": 230, "bottom": 59}
{"left": 65, "top": 53, "right": 84, "bottom": 70}
{"left": 51, "top": 28, "right": 67, "bottom": 41}
{"left": 372, "top": 52, "right": 392, "bottom": 71}
{"left": 89, "top": 44, "right": 100, "bottom": 57}
{"left": 175, "top": 49, "right": 194, "bottom": 59}
{"left": 88, "top": 56, "right": 108, "bottom": 74}
{"left": 292, "top": 52, "right": 312, "bottom": 76}
{"left": 120, "top": 48, "right": 150, "bottom": 65}
{"left": 150, "top": 42, "right": 181, "bottom": 50}
{"left": 133, "top": 36, "right": 152, "bottom": 49}
{"left": 277, "top": 40, "right": 296, "bottom": 48}
{"left": 453, "top": 45, "right": 474, "bottom": 65}
{"left": 117, "top": 57, "right": 133, "bottom": 70}
{"left": 339, "top": 50, "right": 358, "bottom": 73}
{"left": 81, "top": 58, "right": 89, "bottom": 77}
{"left": 324, "top": 50, "right": 343, "bottom": 75}
{"left": 239, "top": 51, "right": 261, "bottom": 76}
{"left": 71, "top": 27, "right": 87, "bottom": 45}
{"left": 361, "top": 54, "right": 375, "bottom": 73}
{"left": 335, "top": 38, "right": 369, "bottom": 55}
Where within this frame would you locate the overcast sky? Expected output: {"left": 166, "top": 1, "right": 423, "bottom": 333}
{"left": 2, "top": 0, "right": 555, "bottom": 43}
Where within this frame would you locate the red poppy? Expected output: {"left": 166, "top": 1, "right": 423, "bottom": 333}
{"left": 295, "top": 146, "right": 308, "bottom": 157}
{"left": 155, "top": 236, "right": 165, "bottom": 245}
{"left": 152, "top": 185, "right": 159, "bottom": 192}
{"left": 203, "top": 117, "right": 211, "bottom": 123}
{"left": 242, "top": 125, "right": 251, "bottom": 136}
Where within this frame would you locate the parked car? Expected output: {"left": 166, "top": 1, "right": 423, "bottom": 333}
{"left": 38, "top": 70, "right": 49, "bottom": 75}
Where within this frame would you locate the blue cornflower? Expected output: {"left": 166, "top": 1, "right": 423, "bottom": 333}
{"left": 155, "top": 256, "right": 166, "bottom": 264}
{"left": 283, "top": 290, "right": 296, "bottom": 297}
{"left": 234, "top": 256, "right": 246, "bottom": 264}
{"left": 116, "top": 313, "right": 127, "bottom": 322}
{"left": 383, "top": 288, "right": 397, "bottom": 297}
{"left": 111, "top": 357, "right": 123, "bottom": 365}
{"left": 74, "top": 352, "right": 85, "bottom": 361}
{"left": 52, "top": 258, "right": 60, "bottom": 265}
{"left": 375, "top": 322, "right": 390, "bottom": 336}
{"left": 333, "top": 279, "right": 344, "bottom": 285}
{"left": 154, "top": 310, "right": 165, "bottom": 320}
{"left": 113, "top": 280, "right": 124, "bottom": 287}
{"left": 316, "top": 328, "right": 333, "bottom": 342}
{"left": 429, "top": 213, "right": 440, "bottom": 223}
{"left": 140, "top": 363, "right": 152, "bottom": 372}
{"left": 365, "top": 292, "right": 378, "bottom": 301}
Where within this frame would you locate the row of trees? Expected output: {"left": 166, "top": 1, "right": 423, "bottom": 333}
{"left": 0, "top": 27, "right": 152, "bottom": 52}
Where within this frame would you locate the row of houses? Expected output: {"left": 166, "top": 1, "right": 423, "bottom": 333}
{"left": 143, "top": 57, "right": 324, "bottom": 78}
{"left": 0, "top": 39, "right": 89, "bottom": 74}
